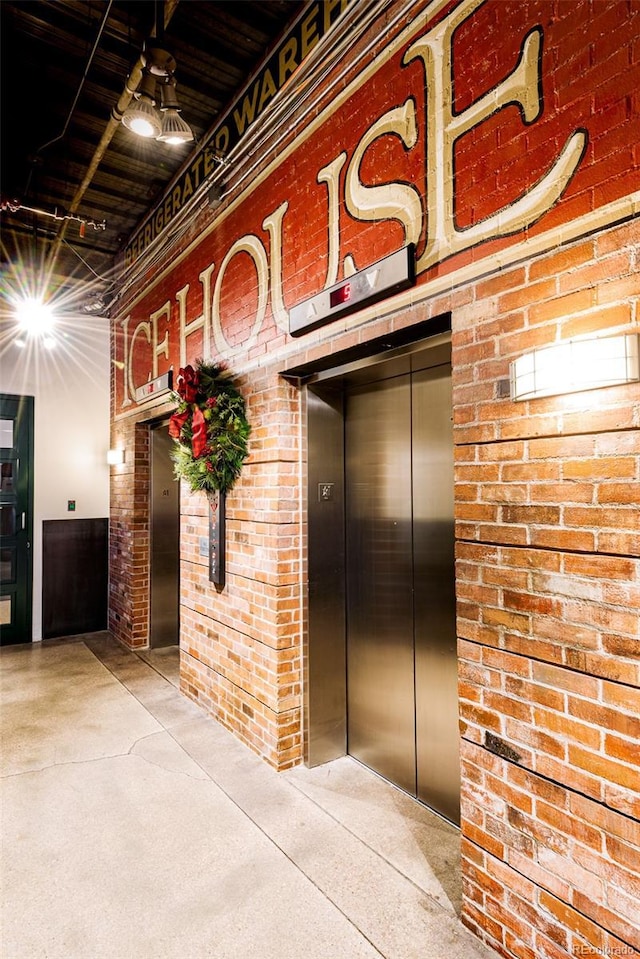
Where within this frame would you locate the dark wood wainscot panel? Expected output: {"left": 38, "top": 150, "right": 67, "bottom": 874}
{"left": 43, "top": 518, "right": 108, "bottom": 639}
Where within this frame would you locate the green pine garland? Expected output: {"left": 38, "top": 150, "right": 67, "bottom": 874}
{"left": 168, "top": 360, "right": 251, "bottom": 494}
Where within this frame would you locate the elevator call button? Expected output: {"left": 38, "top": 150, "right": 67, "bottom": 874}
{"left": 318, "top": 483, "right": 334, "bottom": 502}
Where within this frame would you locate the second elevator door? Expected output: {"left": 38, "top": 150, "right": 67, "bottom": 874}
{"left": 345, "top": 363, "right": 458, "bottom": 823}
{"left": 150, "top": 425, "right": 180, "bottom": 648}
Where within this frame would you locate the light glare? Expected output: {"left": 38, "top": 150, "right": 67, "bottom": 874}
{"left": 129, "top": 115, "right": 157, "bottom": 137}
{"left": 13, "top": 297, "right": 55, "bottom": 336}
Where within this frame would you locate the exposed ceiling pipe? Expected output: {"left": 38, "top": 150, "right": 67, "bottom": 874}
{"left": 46, "top": 0, "right": 180, "bottom": 274}
{"left": 1, "top": 198, "right": 106, "bottom": 232}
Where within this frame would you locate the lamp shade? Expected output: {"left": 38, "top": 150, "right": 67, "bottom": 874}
{"left": 122, "top": 96, "right": 162, "bottom": 138}
{"left": 157, "top": 109, "right": 194, "bottom": 144}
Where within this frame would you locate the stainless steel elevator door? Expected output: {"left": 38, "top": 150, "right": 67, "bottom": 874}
{"left": 150, "top": 426, "right": 180, "bottom": 648}
{"left": 346, "top": 377, "right": 416, "bottom": 795}
{"left": 345, "top": 362, "right": 458, "bottom": 822}
{"left": 413, "top": 365, "right": 459, "bottom": 823}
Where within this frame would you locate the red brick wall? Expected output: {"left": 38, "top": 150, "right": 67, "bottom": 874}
{"left": 178, "top": 369, "right": 304, "bottom": 767}
{"left": 454, "top": 219, "right": 640, "bottom": 958}
{"left": 110, "top": 1, "right": 640, "bottom": 955}
{"left": 109, "top": 415, "right": 156, "bottom": 650}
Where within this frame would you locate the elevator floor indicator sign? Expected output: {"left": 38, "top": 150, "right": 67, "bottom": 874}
{"left": 289, "top": 244, "right": 415, "bottom": 337}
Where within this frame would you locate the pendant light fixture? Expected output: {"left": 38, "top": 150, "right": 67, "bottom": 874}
{"left": 121, "top": 40, "right": 193, "bottom": 146}
{"left": 157, "top": 77, "right": 194, "bottom": 144}
{"left": 122, "top": 70, "right": 162, "bottom": 138}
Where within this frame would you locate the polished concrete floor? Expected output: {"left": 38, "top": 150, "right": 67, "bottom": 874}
{"left": 1, "top": 633, "right": 498, "bottom": 959}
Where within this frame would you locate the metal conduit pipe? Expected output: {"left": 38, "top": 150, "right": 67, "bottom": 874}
{"left": 47, "top": 0, "right": 180, "bottom": 270}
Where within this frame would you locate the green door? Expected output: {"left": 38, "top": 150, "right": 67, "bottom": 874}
{"left": 0, "top": 394, "right": 34, "bottom": 645}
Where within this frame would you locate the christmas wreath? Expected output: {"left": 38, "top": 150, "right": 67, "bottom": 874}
{"left": 168, "top": 360, "right": 251, "bottom": 494}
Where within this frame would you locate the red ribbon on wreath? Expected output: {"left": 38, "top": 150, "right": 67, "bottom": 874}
{"left": 176, "top": 365, "right": 199, "bottom": 403}
{"left": 190, "top": 406, "right": 207, "bottom": 458}
{"left": 168, "top": 366, "right": 208, "bottom": 458}
{"left": 168, "top": 409, "right": 190, "bottom": 439}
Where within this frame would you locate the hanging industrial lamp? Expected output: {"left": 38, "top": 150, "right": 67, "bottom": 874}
{"left": 121, "top": 41, "right": 193, "bottom": 145}
{"left": 121, "top": 69, "right": 162, "bottom": 138}
{"left": 157, "top": 77, "right": 194, "bottom": 144}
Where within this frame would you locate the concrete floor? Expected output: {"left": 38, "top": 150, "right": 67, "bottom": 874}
{"left": 1, "top": 633, "right": 498, "bottom": 959}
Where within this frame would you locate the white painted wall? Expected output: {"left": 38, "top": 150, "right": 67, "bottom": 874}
{"left": 1, "top": 317, "right": 110, "bottom": 640}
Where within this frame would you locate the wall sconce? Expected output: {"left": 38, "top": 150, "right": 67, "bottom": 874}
{"left": 121, "top": 41, "right": 194, "bottom": 146}
{"left": 107, "top": 448, "right": 125, "bottom": 465}
{"left": 510, "top": 333, "right": 640, "bottom": 401}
